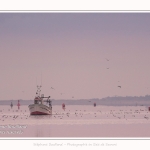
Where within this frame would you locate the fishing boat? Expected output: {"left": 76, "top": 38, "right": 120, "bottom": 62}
{"left": 28, "top": 85, "right": 52, "bottom": 115}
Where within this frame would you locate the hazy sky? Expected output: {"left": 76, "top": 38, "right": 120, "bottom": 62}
{"left": 0, "top": 13, "right": 150, "bottom": 100}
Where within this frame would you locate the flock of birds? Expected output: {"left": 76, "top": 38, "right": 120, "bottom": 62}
{"left": 51, "top": 107, "right": 150, "bottom": 121}
{"left": 105, "top": 58, "right": 122, "bottom": 89}
{"left": 0, "top": 104, "right": 150, "bottom": 123}
{"left": 48, "top": 58, "right": 122, "bottom": 100}
{"left": 0, "top": 108, "right": 29, "bottom": 122}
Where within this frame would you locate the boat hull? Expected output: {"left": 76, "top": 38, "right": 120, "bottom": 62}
{"left": 28, "top": 104, "right": 52, "bottom": 115}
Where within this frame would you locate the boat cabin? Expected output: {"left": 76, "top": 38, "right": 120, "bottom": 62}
{"left": 34, "top": 96, "right": 43, "bottom": 104}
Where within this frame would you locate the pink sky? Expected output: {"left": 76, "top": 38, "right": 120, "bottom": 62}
{"left": 0, "top": 13, "right": 150, "bottom": 100}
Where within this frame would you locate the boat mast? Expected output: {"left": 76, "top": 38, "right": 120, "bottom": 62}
{"left": 36, "top": 85, "right": 42, "bottom": 97}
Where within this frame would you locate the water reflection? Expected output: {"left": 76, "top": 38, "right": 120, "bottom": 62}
{"left": 30, "top": 114, "right": 52, "bottom": 119}
{"left": 30, "top": 115, "right": 52, "bottom": 137}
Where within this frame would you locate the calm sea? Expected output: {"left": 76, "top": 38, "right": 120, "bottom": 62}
{"left": 0, "top": 105, "right": 150, "bottom": 137}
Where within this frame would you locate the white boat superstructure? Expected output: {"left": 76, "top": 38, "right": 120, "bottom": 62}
{"left": 28, "top": 85, "right": 52, "bottom": 115}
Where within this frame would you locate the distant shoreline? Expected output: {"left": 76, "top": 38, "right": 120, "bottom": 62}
{"left": 0, "top": 95, "right": 150, "bottom": 106}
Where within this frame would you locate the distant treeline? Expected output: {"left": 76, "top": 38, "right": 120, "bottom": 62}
{"left": 0, "top": 95, "right": 150, "bottom": 106}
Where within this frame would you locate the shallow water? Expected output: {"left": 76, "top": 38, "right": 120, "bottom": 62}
{"left": 0, "top": 105, "right": 150, "bottom": 137}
